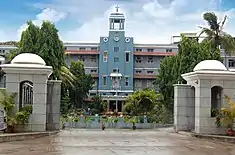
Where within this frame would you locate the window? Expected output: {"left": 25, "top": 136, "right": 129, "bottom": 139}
{"left": 80, "top": 56, "right": 85, "bottom": 61}
{"left": 91, "top": 56, "right": 97, "bottom": 62}
{"left": 64, "top": 47, "right": 67, "bottom": 50}
{"left": 135, "top": 56, "right": 142, "bottom": 63}
{"left": 166, "top": 48, "right": 172, "bottom": 52}
{"left": 113, "top": 68, "right": 119, "bottom": 73}
{"left": 91, "top": 69, "right": 97, "bottom": 73}
{"left": 103, "top": 51, "right": 108, "bottom": 62}
{"left": 125, "top": 52, "right": 130, "bottom": 62}
{"left": 114, "top": 57, "right": 119, "bottom": 62}
{"left": 91, "top": 47, "right": 98, "bottom": 51}
{"left": 135, "top": 80, "right": 142, "bottom": 87}
{"left": 79, "top": 47, "right": 86, "bottom": 50}
{"left": 147, "top": 48, "right": 154, "bottom": 52}
{"left": 147, "top": 80, "right": 153, "bottom": 87}
{"left": 125, "top": 77, "right": 129, "bottom": 86}
{"left": 229, "top": 59, "right": 235, "bottom": 67}
{"left": 147, "top": 71, "right": 154, "bottom": 74}
{"left": 136, "top": 48, "right": 142, "bottom": 52}
{"left": 103, "top": 77, "right": 107, "bottom": 85}
{"left": 114, "top": 47, "right": 119, "bottom": 52}
{"left": 148, "top": 56, "right": 153, "bottom": 63}
{"left": 135, "top": 70, "right": 141, "bottom": 74}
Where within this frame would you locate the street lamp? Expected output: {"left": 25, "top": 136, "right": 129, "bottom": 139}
{"left": 110, "top": 71, "right": 122, "bottom": 113}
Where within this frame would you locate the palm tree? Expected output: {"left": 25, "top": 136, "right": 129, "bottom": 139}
{"left": 199, "top": 12, "right": 235, "bottom": 67}
{"left": 123, "top": 89, "right": 162, "bottom": 116}
{"left": 60, "top": 66, "right": 76, "bottom": 87}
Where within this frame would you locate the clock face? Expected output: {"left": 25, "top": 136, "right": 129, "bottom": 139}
{"left": 114, "top": 36, "right": 119, "bottom": 42}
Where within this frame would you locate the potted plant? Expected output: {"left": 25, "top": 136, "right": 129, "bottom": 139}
{"left": 0, "top": 90, "right": 17, "bottom": 133}
{"left": 0, "top": 90, "right": 32, "bottom": 133}
{"left": 102, "top": 122, "right": 105, "bottom": 130}
{"left": 130, "top": 116, "right": 137, "bottom": 130}
{"left": 5, "top": 116, "right": 17, "bottom": 133}
{"left": 219, "top": 95, "right": 235, "bottom": 136}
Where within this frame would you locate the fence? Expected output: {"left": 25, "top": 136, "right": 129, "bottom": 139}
{"left": 62, "top": 116, "right": 173, "bottom": 129}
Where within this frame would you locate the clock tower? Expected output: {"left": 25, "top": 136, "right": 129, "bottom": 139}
{"left": 98, "top": 6, "right": 134, "bottom": 97}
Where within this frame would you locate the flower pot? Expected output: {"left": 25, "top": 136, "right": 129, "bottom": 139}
{"left": 102, "top": 123, "right": 105, "bottom": 130}
{"left": 132, "top": 122, "right": 136, "bottom": 130}
{"left": 7, "top": 125, "right": 15, "bottom": 133}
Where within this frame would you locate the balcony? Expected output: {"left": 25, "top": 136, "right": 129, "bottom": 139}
{"left": 65, "top": 50, "right": 99, "bottom": 55}
{"left": 134, "top": 75, "right": 156, "bottom": 79}
{"left": 134, "top": 51, "right": 176, "bottom": 56}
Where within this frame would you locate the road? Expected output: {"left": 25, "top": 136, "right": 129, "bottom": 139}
{"left": 0, "top": 129, "right": 235, "bottom": 155}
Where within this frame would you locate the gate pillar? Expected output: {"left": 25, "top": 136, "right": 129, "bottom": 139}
{"left": 0, "top": 53, "right": 52, "bottom": 132}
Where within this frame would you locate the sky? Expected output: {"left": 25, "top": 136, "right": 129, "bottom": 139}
{"left": 0, "top": 0, "right": 235, "bottom": 44}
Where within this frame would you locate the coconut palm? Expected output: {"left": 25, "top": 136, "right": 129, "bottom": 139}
{"left": 199, "top": 12, "right": 235, "bottom": 67}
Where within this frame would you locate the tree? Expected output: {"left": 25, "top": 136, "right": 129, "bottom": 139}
{"left": 123, "top": 89, "right": 162, "bottom": 116}
{"left": 199, "top": 12, "right": 235, "bottom": 67}
{"left": 69, "top": 61, "right": 94, "bottom": 108}
{"left": 9, "top": 21, "right": 75, "bottom": 85}
{"left": 87, "top": 95, "right": 105, "bottom": 114}
{"left": 154, "top": 35, "right": 221, "bottom": 111}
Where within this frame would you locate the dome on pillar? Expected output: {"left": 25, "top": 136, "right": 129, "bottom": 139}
{"left": 11, "top": 53, "right": 46, "bottom": 66}
{"left": 193, "top": 60, "right": 227, "bottom": 72}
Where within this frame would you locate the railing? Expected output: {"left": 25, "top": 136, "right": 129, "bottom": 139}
{"left": 61, "top": 116, "right": 173, "bottom": 129}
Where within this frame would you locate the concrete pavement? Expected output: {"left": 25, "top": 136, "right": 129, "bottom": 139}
{"left": 0, "top": 129, "right": 234, "bottom": 155}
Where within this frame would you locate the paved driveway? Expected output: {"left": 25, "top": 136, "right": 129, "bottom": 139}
{"left": 0, "top": 129, "right": 235, "bottom": 155}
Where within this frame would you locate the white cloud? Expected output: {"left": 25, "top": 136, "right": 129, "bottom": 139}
{"left": 1, "top": 0, "right": 235, "bottom": 43}
{"left": 60, "top": 0, "right": 235, "bottom": 44}
{"left": 17, "top": 8, "right": 66, "bottom": 40}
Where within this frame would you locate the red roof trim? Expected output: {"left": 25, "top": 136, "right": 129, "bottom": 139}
{"left": 65, "top": 50, "right": 99, "bottom": 55}
{"left": 134, "top": 75, "right": 157, "bottom": 79}
{"left": 134, "top": 52, "right": 176, "bottom": 56}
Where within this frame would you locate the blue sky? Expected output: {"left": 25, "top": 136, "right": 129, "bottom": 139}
{"left": 0, "top": 0, "right": 235, "bottom": 43}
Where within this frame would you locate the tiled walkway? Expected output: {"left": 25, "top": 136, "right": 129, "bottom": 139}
{"left": 0, "top": 129, "right": 235, "bottom": 155}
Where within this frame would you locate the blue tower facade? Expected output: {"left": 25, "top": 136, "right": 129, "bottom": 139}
{"left": 98, "top": 7, "right": 134, "bottom": 98}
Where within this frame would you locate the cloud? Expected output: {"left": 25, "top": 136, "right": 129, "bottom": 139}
{"left": 17, "top": 8, "right": 67, "bottom": 40}
{"left": 59, "top": 0, "right": 235, "bottom": 44}
{"left": 1, "top": 0, "right": 235, "bottom": 43}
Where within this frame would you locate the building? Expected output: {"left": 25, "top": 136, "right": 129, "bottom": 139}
{"left": 64, "top": 7, "right": 178, "bottom": 112}
{"left": 0, "top": 6, "right": 233, "bottom": 112}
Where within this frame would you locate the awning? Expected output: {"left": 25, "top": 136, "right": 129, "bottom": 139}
{"left": 110, "top": 72, "right": 122, "bottom": 77}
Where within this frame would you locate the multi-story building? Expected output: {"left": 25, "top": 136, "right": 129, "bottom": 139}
{"left": 64, "top": 7, "right": 177, "bottom": 112}
{"left": 0, "top": 7, "right": 233, "bottom": 112}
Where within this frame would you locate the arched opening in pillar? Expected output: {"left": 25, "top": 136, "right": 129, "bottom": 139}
{"left": 211, "top": 86, "right": 223, "bottom": 117}
{"left": 19, "top": 81, "right": 33, "bottom": 109}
